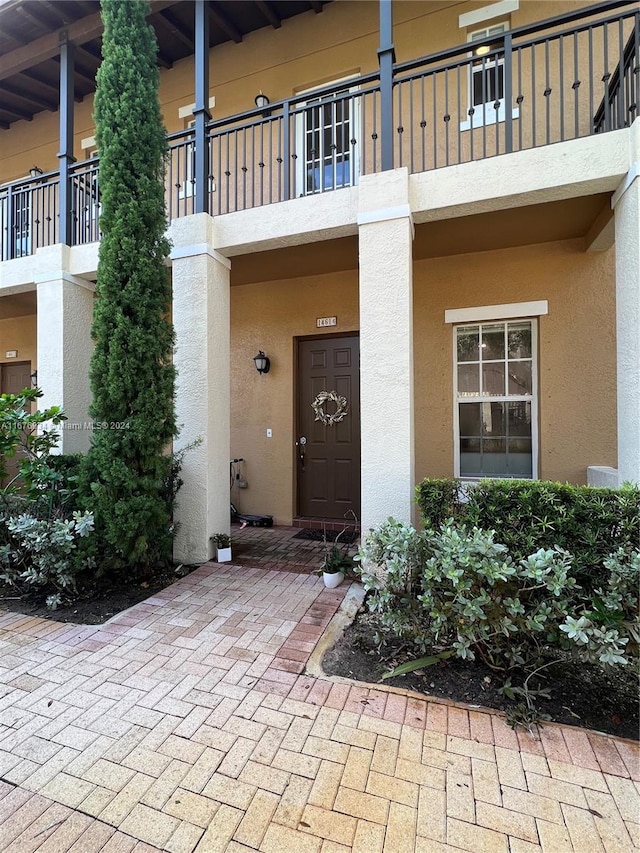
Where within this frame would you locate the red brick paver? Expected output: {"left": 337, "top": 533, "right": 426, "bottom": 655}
{"left": 0, "top": 544, "right": 637, "bottom": 852}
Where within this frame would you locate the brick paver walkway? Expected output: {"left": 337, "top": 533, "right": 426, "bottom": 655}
{"left": 0, "top": 562, "right": 638, "bottom": 852}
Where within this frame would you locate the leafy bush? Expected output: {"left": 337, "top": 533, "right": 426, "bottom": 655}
{"left": 416, "top": 478, "right": 640, "bottom": 585}
{"left": 357, "top": 518, "right": 639, "bottom": 674}
{"left": 0, "top": 511, "right": 95, "bottom": 608}
{"left": 0, "top": 391, "right": 96, "bottom": 605}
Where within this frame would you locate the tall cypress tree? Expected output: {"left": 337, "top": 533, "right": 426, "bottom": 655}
{"left": 87, "top": 0, "right": 176, "bottom": 571}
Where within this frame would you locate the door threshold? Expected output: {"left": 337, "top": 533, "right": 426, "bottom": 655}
{"left": 293, "top": 516, "right": 360, "bottom": 533}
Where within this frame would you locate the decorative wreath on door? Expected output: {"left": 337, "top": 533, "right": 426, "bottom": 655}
{"left": 311, "top": 390, "right": 349, "bottom": 426}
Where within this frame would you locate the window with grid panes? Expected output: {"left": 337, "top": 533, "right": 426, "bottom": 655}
{"left": 461, "top": 23, "right": 510, "bottom": 128}
{"left": 455, "top": 320, "right": 536, "bottom": 478}
{"left": 297, "top": 84, "right": 358, "bottom": 195}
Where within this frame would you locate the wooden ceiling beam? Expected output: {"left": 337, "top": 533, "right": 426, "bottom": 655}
{"left": 209, "top": 3, "right": 242, "bottom": 44}
{"left": 0, "top": 0, "right": 176, "bottom": 82}
{"left": 1, "top": 81, "right": 57, "bottom": 111}
{"left": 156, "top": 8, "right": 193, "bottom": 50}
{"left": 21, "top": 68, "right": 81, "bottom": 102}
{"left": 0, "top": 102, "right": 33, "bottom": 121}
{"left": 256, "top": 1, "right": 281, "bottom": 29}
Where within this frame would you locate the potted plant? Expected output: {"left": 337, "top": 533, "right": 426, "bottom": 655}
{"left": 211, "top": 533, "right": 232, "bottom": 563}
{"left": 318, "top": 524, "right": 356, "bottom": 587}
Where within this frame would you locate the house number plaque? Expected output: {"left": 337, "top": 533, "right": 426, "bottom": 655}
{"left": 316, "top": 316, "right": 337, "bottom": 328}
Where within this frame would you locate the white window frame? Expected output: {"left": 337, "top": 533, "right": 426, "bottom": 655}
{"left": 460, "top": 23, "right": 519, "bottom": 131}
{"left": 294, "top": 76, "right": 360, "bottom": 197}
{"left": 0, "top": 186, "right": 31, "bottom": 259}
{"left": 452, "top": 318, "right": 539, "bottom": 481}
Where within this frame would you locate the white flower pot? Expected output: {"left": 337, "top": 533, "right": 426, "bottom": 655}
{"left": 217, "top": 547, "right": 232, "bottom": 563}
{"left": 323, "top": 571, "right": 344, "bottom": 588}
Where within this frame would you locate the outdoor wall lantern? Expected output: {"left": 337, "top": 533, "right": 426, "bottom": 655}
{"left": 30, "top": 370, "right": 38, "bottom": 387}
{"left": 29, "top": 166, "right": 43, "bottom": 178}
{"left": 254, "top": 91, "right": 271, "bottom": 117}
{"left": 253, "top": 351, "right": 270, "bottom": 375}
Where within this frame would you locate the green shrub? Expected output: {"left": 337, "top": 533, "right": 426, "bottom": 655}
{"left": 357, "top": 518, "right": 639, "bottom": 673}
{"left": 416, "top": 478, "right": 640, "bottom": 586}
{"left": 0, "top": 393, "right": 96, "bottom": 606}
{"left": 0, "top": 511, "right": 95, "bottom": 609}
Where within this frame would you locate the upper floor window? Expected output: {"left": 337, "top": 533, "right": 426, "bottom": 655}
{"left": 295, "top": 78, "right": 360, "bottom": 196}
{"left": 460, "top": 23, "right": 518, "bottom": 130}
{"left": 455, "top": 319, "right": 537, "bottom": 479}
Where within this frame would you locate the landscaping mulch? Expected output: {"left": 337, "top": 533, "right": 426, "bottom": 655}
{"left": 322, "top": 610, "right": 640, "bottom": 741}
{"left": 0, "top": 563, "right": 199, "bottom": 625}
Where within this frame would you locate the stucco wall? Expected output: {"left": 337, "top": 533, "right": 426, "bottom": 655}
{"left": 1, "top": 0, "right": 587, "bottom": 182}
{"left": 0, "top": 315, "right": 37, "bottom": 376}
{"left": 230, "top": 270, "right": 358, "bottom": 524}
{"left": 230, "top": 236, "right": 616, "bottom": 524}
{"left": 413, "top": 238, "right": 617, "bottom": 485}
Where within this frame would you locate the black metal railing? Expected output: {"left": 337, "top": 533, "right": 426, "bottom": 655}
{"left": 167, "top": 75, "right": 381, "bottom": 218}
{"left": 0, "top": 0, "right": 637, "bottom": 262}
{"left": 393, "top": 1, "right": 638, "bottom": 170}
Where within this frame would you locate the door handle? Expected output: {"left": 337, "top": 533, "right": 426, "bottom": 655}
{"left": 296, "top": 436, "right": 307, "bottom": 470}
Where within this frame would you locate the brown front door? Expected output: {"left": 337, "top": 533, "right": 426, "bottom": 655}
{"left": 297, "top": 335, "right": 360, "bottom": 519}
{"left": 1, "top": 361, "right": 32, "bottom": 486}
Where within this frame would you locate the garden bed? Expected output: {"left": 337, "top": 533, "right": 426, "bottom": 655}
{"left": 0, "top": 563, "right": 198, "bottom": 625}
{"left": 323, "top": 611, "right": 639, "bottom": 740}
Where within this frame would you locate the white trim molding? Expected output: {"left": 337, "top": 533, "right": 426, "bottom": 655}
{"left": 34, "top": 271, "right": 95, "bottom": 291}
{"left": 611, "top": 161, "right": 640, "bottom": 209}
{"left": 170, "top": 244, "right": 231, "bottom": 269}
{"left": 357, "top": 205, "right": 414, "bottom": 235}
{"left": 445, "top": 300, "right": 548, "bottom": 324}
{"left": 459, "top": 0, "right": 519, "bottom": 29}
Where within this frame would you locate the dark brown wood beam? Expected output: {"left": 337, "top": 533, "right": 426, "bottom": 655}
{"left": 256, "top": 1, "right": 281, "bottom": 29}
{"left": 209, "top": 3, "right": 242, "bottom": 44}
{"left": 77, "top": 41, "right": 101, "bottom": 62}
{"left": 156, "top": 8, "right": 193, "bottom": 50}
{"left": 0, "top": 0, "right": 177, "bottom": 82}
{"left": 0, "top": 20, "right": 29, "bottom": 46}
{"left": 72, "top": 1, "right": 100, "bottom": 14}
{"left": 52, "top": 55, "right": 95, "bottom": 87}
{"left": 38, "top": 1, "right": 72, "bottom": 28}
{"left": 1, "top": 81, "right": 57, "bottom": 111}
{"left": 75, "top": 45, "right": 99, "bottom": 66}
{"left": 15, "top": 4, "right": 59, "bottom": 32}
{"left": 0, "top": 102, "right": 33, "bottom": 121}
{"left": 21, "top": 69, "right": 81, "bottom": 102}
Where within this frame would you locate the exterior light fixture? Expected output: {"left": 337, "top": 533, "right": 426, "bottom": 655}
{"left": 254, "top": 91, "right": 271, "bottom": 117}
{"left": 474, "top": 44, "right": 491, "bottom": 56}
{"left": 29, "top": 166, "right": 43, "bottom": 178}
{"left": 30, "top": 370, "right": 38, "bottom": 387}
{"left": 253, "top": 351, "right": 270, "bottom": 375}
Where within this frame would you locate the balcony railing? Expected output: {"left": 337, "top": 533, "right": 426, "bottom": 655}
{"left": 1, "top": 0, "right": 637, "bottom": 262}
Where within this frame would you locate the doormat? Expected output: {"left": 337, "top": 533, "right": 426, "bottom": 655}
{"left": 293, "top": 528, "right": 358, "bottom": 544}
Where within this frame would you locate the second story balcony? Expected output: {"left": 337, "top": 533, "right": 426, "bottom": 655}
{"left": 0, "top": 0, "right": 638, "bottom": 263}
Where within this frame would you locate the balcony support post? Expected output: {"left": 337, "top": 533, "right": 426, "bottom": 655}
{"left": 194, "top": 0, "right": 211, "bottom": 215}
{"left": 58, "top": 31, "right": 76, "bottom": 246}
{"left": 612, "top": 135, "right": 640, "bottom": 485}
{"left": 378, "top": 0, "right": 395, "bottom": 172}
{"left": 170, "top": 215, "right": 231, "bottom": 563}
{"left": 358, "top": 168, "right": 414, "bottom": 536}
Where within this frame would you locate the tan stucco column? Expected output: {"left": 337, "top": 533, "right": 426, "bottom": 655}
{"left": 170, "top": 214, "right": 230, "bottom": 564}
{"left": 612, "top": 122, "right": 640, "bottom": 485}
{"left": 358, "top": 168, "right": 415, "bottom": 531}
{"left": 35, "top": 246, "right": 94, "bottom": 453}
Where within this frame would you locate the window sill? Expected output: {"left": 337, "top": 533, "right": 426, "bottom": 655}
{"left": 459, "top": 106, "right": 519, "bottom": 132}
